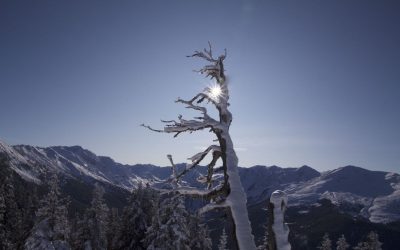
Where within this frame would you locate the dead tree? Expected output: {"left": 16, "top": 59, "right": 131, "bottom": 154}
{"left": 142, "top": 43, "right": 256, "bottom": 250}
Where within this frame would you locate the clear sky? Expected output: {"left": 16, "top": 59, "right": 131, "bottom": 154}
{"left": 1, "top": 0, "right": 399, "bottom": 172}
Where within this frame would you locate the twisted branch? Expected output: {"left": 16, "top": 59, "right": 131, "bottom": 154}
{"left": 174, "top": 145, "right": 221, "bottom": 180}
{"left": 160, "top": 182, "right": 227, "bottom": 201}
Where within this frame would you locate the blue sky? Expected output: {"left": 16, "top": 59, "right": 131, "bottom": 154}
{"left": 1, "top": 0, "right": 399, "bottom": 172}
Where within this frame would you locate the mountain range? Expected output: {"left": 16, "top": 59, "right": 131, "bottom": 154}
{"left": 1, "top": 139, "right": 399, "bottom": 225}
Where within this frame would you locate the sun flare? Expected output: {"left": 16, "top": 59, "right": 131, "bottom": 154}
{"left": 209, "top": 85, "right": 222, "bottom": 99}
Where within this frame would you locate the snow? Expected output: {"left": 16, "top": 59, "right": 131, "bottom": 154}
{"left": 239, "top": 164, "right": 320, "bottom": 205}
{"left": 1, "top": 140, "right": 141, "bottom": 189}
{"left": 223, "top": 132, "right": 257, "bottom": 250}
{"left": 320, "top": 191, "right": 373, "bottom": 207}
{"left": 12, "top": 167, "right": 41, "bottom": 183}
{"left": 286, "top": 166, "right": 400, "bottom": 223}
{"left": 0, "top": 140, "right": 40, "bottom": 183}
{"left": 70, "top": 161, "right": 112, "bottom": 184}
{"left": 369, "top": 189, "right": 400, "bottom": 223}
{"left": 0, "top": 140, "right": 29, "bottom": 165}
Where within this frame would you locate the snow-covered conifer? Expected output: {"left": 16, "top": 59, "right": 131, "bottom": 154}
{"left": 336, "top": 234, "right": 349, "bottom": 250}
{"left": 0, "top": 158, "right": 26, "bottom": 249}
{"left": 70, "top": 214, "right": 90, "bottom": 250}
{"left": 143, "top": 43, "right": 257, "bottom": 249}
{"left": 142, "top": 197, "right": 162, "bottom": 250}
{"left": 188, "top": 211, "right": 212, "bottom": 250}
{"left": 318, "top": 233, "right": 332, "bottom": 250}
{"left": 144, "top": 193, "right": 194, "bottom": 250}
{"left": 366, "top": 231, "right": 383, "bottom": 250}
{"left": 106, "top": 207, "right": 120, "bottom": 249}
{"left": 3, "top": 175, "right": 24, "bottom": 249}
{"left": 25, "top": 173, "right": 71, "bottom": 249}
{"left": 353, "top": 231, "right": 382, "bottom": 250}
{"left": 0, "top": 183, "right": 7, "bottom": 249}
{"left": 218, "top": 228, "right": 228, "bottom": 250}
{"left": 36, "top": 173, "right": 70, "bottom": 240}
{"left": 160, "top": 194, "right": 191, "bottom": 249}
{"left": 117, "top": 183, "right": 156, "bottom": 249}
{"left": 25, "top": 173, "right": 70, "bottom": 250}
{"left": 85, "top": 184, "right": 110, "bottom": 250}
{"left": 258, "top": 225, "right": 269, "bottom": 250}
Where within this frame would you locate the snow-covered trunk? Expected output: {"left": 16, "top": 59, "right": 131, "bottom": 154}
{"left": 269, "top": 190, "right": 291, "bottom": 250}
{"left": 215, "top": 77, "right": 256, "bottom": 250}
{"left": 222, "top": 132, "right": 257, "bottom": 250}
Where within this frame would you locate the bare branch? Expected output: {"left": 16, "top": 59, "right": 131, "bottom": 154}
{"left": 167, "top": 154, "right": 179, "bottom": 187}
{"left": 140, "top": 124, "right": 163, "bottom": 133}
{"left": 176, "top": 93, "right": 218, "bottom": 112}
{"left": 144, "top": 105, "right": 221, "bottom": 138}
{"left": 176, "top": 97, "right": 207, "bottom": 114}
{"left": 161, "top": 182, "right": 226, "bottom": 201}
{"left": 198, "top": 201, "right": 229, "bottom": 215}
{"left": 164, "top": 118, "right": 215, "bottom": 134}
{"left": 207, "top": 150, "right": 222, "bottom": 189}
{"left": 175, "top": 145, "right": 221, "bottom": 180}
{"left": 187, "top": 42, "right": 216, "bottom": 62}
{"left": 188, "top": 43, "right": 227, "bottom": 83}
{"left": 206, "top": 41, "right": 213, "bottom": 58}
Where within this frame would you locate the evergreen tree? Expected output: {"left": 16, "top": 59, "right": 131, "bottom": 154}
{"left": 85, "top": 184, "right": 110, "bottom": 250}
{"left": 142, "top": 199, "right": 162, "bottom": 250}
{"left": 3, "top": 175, "right": 24, "bottom": 249}
{"left": 353, "top": 231, "right": 382, "bottom": 250}
{"left": 70, "top": 213, "right": 90, "bottom": 250}
{"left": 117, "top": 183, "right": 157, "bottom": 250}
{"left": 257, "top": 225, "right": 269, "bottom": 250}
{"left": 106, "top": 207, "right": 120, "bottom": 249}
{"left": 366, "top": 232, "right": 383, "bottom": 250}
{"left": 218, "top": 228, "right": 228, "bottom": 250}
{"left": 36, "top": 173, "right": 70, "bottom": 241}
{"left": 0, "top": 157, "right": 36, "bottom": 249}
{"left": 22, "top": 188, "right": 38, "bottom": 241}
{"left": 0, "top": 182, "right": 7, "bottom": 249}
{"left": 336, "top": 234, "right": 349, "bottom": 250}
{"left": 142, "top": 196, "right": 163, "bottom": 250}
{"left": 318, "top": 233, "right": 332, "bottom": 250}
{"left": 144, "top": 193, "right": 191, "bottom": 250}
{"left": 188, "top": 212, "right": 211, "bottom": 250}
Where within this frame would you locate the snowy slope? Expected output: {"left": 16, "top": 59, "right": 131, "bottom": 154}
{"left": 286, "top": 166, "right": 400, "bottom": 223}
{"left": 1, "top": 139, "right": 400, "bottom": 224}
{"left": 0, "top": 140, "right": 41, "bottom": 183}
{"left": 0, "top": 140, "right": 160, "bottom": 189}
{"left": 239, "top": 165, "right": 320, "bottom": 204}
{"left": 0, "top": 140, "right": 203, "bottom": 190}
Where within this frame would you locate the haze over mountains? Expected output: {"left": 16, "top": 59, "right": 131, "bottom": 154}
{"left": 1, "top": 139, "right": 399, "bottom": 225}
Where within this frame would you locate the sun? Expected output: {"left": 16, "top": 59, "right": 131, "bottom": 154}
{"left": 209, "top": 84, "right": 222, "bottom": 99}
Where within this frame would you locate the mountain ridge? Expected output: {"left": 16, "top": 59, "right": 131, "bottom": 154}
{"left": 1, "top": 139, "right": 399, "bottom": 224}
